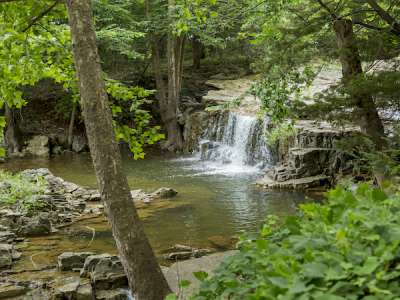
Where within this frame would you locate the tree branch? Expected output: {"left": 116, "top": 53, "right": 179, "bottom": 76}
{"left": 315, "top": 0, "right": 338, "bottom": 19}
{"left": 353, "top": 20, "right": 385, "bottom": 31}
{"left": 22, "top": 0, "right": 61, "bottom": 32}
{"left": 365, "top": 0, "right": 400, "bottom": 37}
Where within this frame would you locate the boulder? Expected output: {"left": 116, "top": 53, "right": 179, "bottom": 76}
{"left": 52, "top": 276, "right": 81, "bottom": 300}
{"left": 18, "top": 213, "right": 51, "bottom": 236}
{"left": 58, "top": 252, "right": 95, "bottom": 271}
{"left": 80, "top": 254, "right": 128, "bottom": 290}
{"left": 76, "top": 283, "right": 93, "bottom": 300}
{"left": 24, "top": 135, "right": 50, "bottom": 157}
{"left": 0, "top": 243, "right": 13, "bottom": 269}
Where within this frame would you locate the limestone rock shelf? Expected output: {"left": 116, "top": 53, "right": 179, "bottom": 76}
{"left": 260, "top": 120, "right": 359, "bottom": 190}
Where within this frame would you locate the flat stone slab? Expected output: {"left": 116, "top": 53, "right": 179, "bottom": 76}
{"left": 256, "top": 175, "right": 330, "bottom": 190}
{"left": 164, "top": 251, "right": 237, "bottom": 298}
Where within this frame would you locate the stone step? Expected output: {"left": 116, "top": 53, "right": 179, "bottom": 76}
{"left": 256, "top": 174, "right": 330, "bottom": 190}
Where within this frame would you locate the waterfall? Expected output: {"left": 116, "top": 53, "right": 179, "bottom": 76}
{"left": 196, "top": 112, "right": 272, "bottom": 174}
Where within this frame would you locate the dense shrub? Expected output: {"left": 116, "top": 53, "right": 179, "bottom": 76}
{"left": 193, "top": 184, "right": 400, "bottom": 300}
{"left": 0, "top": 170, "right": 48, "bottom": 213}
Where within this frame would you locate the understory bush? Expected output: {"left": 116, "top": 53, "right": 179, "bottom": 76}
{"left": 0, "top": 170, "right": 48, "bottom": 213}
{"left": 193, "top": 184, "right": 400, "bottom": 300}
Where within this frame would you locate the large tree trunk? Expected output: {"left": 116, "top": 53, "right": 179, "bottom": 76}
{"left": 147, "top": 0, "right": 185, "bottom": 151}
{"left": 65, "top": 1, "right": 172, "bottom": 299}
{"left": 166, "top": 30, "right": 185, "bottom": 151}
{"left": 4, "top": 104, "right": 22, "bottom": 155}
{"left": 333, "top": 19, "right": 386, "bottom": 148}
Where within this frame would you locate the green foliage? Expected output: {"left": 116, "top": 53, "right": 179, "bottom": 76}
{"left": 194, "top": 183, "right": 400, "bottom": 299}
{"left": 0, "top": 170, "right": 48, "bottom": 214}
{"left": 266, "top": 121, "right": 296, "bottom": 146}
{"left": 335, "top": 130, "right": 400, "bottom": 185}
{"left": 107, "top": 80, "right": 164, "bottom": 159}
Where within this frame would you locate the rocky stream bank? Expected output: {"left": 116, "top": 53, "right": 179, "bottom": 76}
{"left": 0, "top": 169, "right": 234, "bottom": 299}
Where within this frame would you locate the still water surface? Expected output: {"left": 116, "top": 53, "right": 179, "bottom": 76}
{"left": 3, "top": 152, "right": 308, "bottom": 258}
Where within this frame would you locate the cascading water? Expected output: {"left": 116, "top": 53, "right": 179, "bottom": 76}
{"left": 194, "top": 112, "right": 273, "bottom": 175}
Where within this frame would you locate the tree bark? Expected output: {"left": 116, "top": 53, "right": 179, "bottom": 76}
{"left": 147, "top": 0, "right": 185, "bottom": 151}
{"left": 166, "top": 30, "right": 185, "bottom": 150}
{"left": 67, "top": 101, "right": 76, "bottom": 149}
{"left": 333, "top": 19, "right": 386, "bottom": 148}
{"left": 4, "top": 104, "right": 22, "bottom": 155}
{"left": 65, "top": 1, "right": 172, "bottom": 299}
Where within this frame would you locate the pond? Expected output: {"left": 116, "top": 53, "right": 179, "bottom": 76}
{"left": 2, "top": 151, "right": 310, "bottom": 276}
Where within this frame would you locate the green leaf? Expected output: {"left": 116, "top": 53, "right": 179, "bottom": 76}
{"left": 193, "top": 271, "right": 208, "bottom": 282}
{"left": 179, "top": 280, "right": 191, "bottom": 288}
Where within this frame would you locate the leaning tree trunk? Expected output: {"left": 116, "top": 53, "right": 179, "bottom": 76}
{"left": 4, "top": 104, "right": 22, "bottom": 155}
{"left": 65, "top": 1, "right": 172, "bottom": 299}
{"left": 333, "top": 19, "right": 386, "bottom": 149}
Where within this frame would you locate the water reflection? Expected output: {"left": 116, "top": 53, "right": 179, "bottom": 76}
{"left": 2, "top": 152, "right": 309, "bottom": 251}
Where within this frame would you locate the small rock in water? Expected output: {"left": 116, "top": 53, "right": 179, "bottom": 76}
{"left": 164, "top": 244, "right": 212, "bottom": 261}
{"left": 58, "top": 252, "right": 95, "bottom": 271}
{"left": 150, "top": 187, "right": 178, "bottom": 199}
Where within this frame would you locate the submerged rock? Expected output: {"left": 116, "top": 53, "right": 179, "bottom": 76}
{"left": 58, "top": 252, "right": 95, "bottom": 271}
